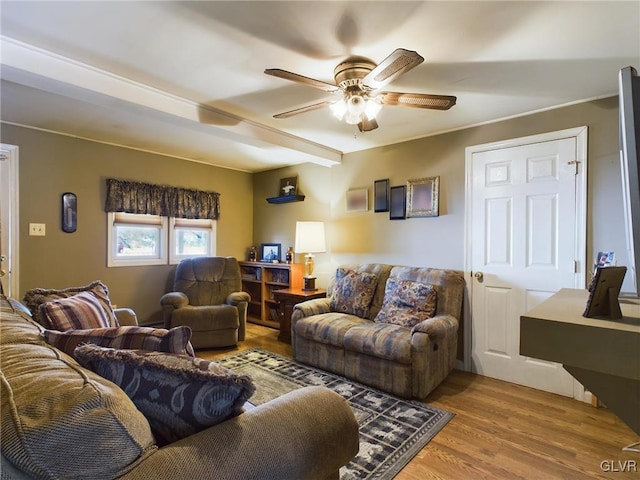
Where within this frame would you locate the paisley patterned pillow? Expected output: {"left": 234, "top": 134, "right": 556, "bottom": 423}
{"left": 374, "top": 278, "right": 437, "bottom": 328}
{"left": 330, "top": 268, "right": 378, "bottom": 318}
{"left": 75, "top": 344, "right": 255, "bottom": 446}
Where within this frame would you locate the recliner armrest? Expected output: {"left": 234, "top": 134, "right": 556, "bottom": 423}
{"left": 114, "top": 308, "right": 138, "bottom": 326}
{"left": 160, "top": 292, "right": 189, "bottom": 309}
{"left": 292, "top": 297, "right": 332, "bottom": 322}
{"left": 411, "top": 314, "right": 458, "bottom": 341}
{"left": 226, "top": 291, "right": 250, "bottom": 305}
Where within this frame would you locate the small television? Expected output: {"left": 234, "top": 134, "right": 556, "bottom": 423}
{"left": 619, "top": 66, "right": 640, "bottom": 297}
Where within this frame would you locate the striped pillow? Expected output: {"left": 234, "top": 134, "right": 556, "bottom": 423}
{"left": 41, "top": 291, "right": 111, "bottom": 330}
{"left": 24, "top": 281, "right": 119, "bottom": 328}
{"left": 44, "top": 325, "right": 195, "bottom": 358}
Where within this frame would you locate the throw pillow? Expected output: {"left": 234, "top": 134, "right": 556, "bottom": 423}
{"left": 22, "top": 281, "right": 119, "bottom": 328}
{"left": 330, "top": 268, "right": 378, "bottom": 318}
{"left": 74, "top": 344, "right": 256, "bottom": 446}
{"left": 41, "top": 291, "right": 111, "bottom": 330}
{"left": 44, "top": 325, "right": 196, "bottom": 358}
{"left": 374, "top": 278, "right": 438, "bottom": 328}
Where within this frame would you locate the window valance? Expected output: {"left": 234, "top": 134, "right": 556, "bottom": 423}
{"left": 105, "top": 178, "right": 220, "bottom": 220}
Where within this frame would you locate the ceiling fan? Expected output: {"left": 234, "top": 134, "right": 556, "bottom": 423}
{"left": 265, "top": 48, "right": 456, "bottom": 132}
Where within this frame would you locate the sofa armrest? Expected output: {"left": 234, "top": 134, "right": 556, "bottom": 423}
{"left": 411, "top": 314, "right": 458, "bottom": 341}
{"left": 114, "top": 308, "right": 138, "bottom": 326}
{"left": 291, "top": 297, "right": 331, "bottom": 322}
{"left": 226, "top": 291, "right": 250, "bottom": 306}
{"left": 121, "top": 386, "right": 359, "bottom": 480}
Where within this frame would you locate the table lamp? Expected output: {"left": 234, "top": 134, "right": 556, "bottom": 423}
{"left": 294, "top": 221, "right": 326, "bottom": 291}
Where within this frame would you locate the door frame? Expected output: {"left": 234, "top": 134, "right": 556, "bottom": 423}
{"left": 462, "top": 127, "right": 588, "bottom": 392}
{"left": 0, "top": 144, "right": 20, "bottom": 298}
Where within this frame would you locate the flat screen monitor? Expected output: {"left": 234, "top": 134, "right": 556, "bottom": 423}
{"left": 619, "top": 66, "right": 640, "bottom": 297}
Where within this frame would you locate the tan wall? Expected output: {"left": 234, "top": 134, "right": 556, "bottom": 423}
{"left": 254, "top": 96, "right": 625, "bottom": 290}
{"left": 4, "top": 124, "right": 253, "bottom": 324}
{"left": 5, "top": 96, "right": 625, "bottom": 326}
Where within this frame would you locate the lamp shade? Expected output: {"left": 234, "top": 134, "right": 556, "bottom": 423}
{"left": 294, "top": 221, "right": 326, "bottom": 253}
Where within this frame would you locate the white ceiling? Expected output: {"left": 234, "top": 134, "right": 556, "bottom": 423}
{"left": 1, "top": 1, "right": 639, "bottom": 172}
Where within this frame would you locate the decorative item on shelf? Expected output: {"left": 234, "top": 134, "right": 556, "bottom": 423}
{"left": 279, "top": 176, "right": 298, "bottom": 197}
{"left": 267, "top": 176, "right": 305, "bottom": 204}
{"left": 294, "top": 221, "right": 326, "bottom": 291}
{"left": 248, "top": 246, "right": 257, "bottom": 262}
{"left": 260, "top": 243, "right": 281, "bottom": 263}
{"left": 285, "top": 246, "right": 294, "bottom": 264}
{"left": 407, "top": 176, "right": 440, "bottom": 217}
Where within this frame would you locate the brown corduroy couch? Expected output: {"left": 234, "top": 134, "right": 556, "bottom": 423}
{"left": 0, "top": 295, "right": 359, "bottom": 480}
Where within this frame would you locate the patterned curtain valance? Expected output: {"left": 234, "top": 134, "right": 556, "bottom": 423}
{"left": 105, "top": 178, "right": 220, "bottom": 220}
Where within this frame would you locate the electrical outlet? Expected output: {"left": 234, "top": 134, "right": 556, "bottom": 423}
{"left": 29, "top": 223, "right": 46, "bottom": 236}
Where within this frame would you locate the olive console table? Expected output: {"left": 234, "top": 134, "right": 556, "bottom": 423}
{"left": 520, "top": 288, "right": 640, "bottom": 435}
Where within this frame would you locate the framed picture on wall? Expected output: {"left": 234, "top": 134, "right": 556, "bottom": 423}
{"left": 407, "top": 176, "right": 439, "bottom": 217}
{"left": 346, "top": 188, "right": 368, "bottom": 212}
{"left": 374, "top": 179, "right": 390, "bottom": 212}
{"left": 389, "top": 185, "right": 406, "bottom": 220}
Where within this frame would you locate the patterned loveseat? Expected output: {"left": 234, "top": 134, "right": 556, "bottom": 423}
{"left": 291, "top": 264, "right": 465, "bottom": 399}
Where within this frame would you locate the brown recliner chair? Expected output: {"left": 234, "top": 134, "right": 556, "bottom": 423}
{"left": 160, "top": 257, "right": 250, "bottom": 349}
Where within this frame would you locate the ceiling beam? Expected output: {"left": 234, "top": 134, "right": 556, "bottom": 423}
{"left": 0, "top": 36, "right": 342, "bottom": 167}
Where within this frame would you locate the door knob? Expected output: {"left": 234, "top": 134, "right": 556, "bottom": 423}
{"left": 0, "top": 269, "right": 6, "bottom": 277}
{"left": 474, "top": 271, "right": 484, "bottom": 282}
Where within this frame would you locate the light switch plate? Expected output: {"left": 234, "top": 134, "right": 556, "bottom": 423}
{"left": 29, "top": 223, "right": 46, "bottom": 236}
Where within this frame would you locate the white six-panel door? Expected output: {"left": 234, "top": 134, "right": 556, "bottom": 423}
{"left": 466, "top": 128, "right": 587, "bottom": 397}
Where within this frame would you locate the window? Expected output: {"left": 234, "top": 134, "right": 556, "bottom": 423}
{"left": 108, "top": 213, "right": 216, "bottom": 267}
{"left": 108, "top": 213, "right": 167, "bottom": 266}
{"left": 169, "top": 217, "right": 216, "bottom": 264}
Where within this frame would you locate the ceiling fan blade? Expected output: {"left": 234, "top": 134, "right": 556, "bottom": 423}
{"left": 265, "top": 68, "right": 340, "bottom": 93}
{"left": 273, "top": 101, "right": 332, "bottom": 119}
{"left": 361, "top": 49, "right": 424, "bottom": 90}
{"left": 358, "top": 117, "right": 379, "bottom": 132}
{"left": 380, "top": 92, "right": 457, "bottom": 110}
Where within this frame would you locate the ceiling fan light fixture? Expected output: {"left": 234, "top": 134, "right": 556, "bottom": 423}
{"left": 329, "top": 98, "right": 347, "bottom": 120}
{"left": 364, "top": 96, "right": 382, "bottom": 120}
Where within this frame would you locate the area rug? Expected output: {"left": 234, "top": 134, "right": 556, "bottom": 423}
{"left": 217, "top": 348, "right": 454, "bottom": 480}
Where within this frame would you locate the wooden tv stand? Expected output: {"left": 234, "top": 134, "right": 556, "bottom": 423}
{"left": 520, "top": 288, "right": 640, "bottom": 435}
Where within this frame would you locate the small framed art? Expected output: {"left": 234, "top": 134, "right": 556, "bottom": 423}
{"left": 374, "top": 179, "right": 390, "bottom": 212}
{"left": 389, "top": 185, "right": 406, "bottom": 220}
{"left": 279, "top": 176, "right": 298, "bottom": 196}
{"left": 583, "top": 266, "right": 627, "bottom": 319}
{"left": 346, "top": 188, "right": 368, "bottom": 212}
{"left": 407, "top": 176, "right": 439, "bottom": 217}
{"left": 260, "top": 243, "right": 281, "bottom": 262}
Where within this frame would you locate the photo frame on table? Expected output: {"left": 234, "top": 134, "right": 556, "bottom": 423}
{"left": 260, "top": 243, "right": 281, "bottom": 262}
{"left": 389, "top": 185, "right": 406, "bottom": 220}
{"left": 374, "top": 179, "right": 390, "bottom": 212}
{"left": 346, "top": 188, "right": 368, "bottom": 212}
{"left": 582, "top": 266, "right": 627, "bottom": 319}
{"left": 407, "top": 176, "right": 439, "bottom": 217}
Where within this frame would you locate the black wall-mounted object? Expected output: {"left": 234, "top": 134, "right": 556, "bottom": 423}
{"left": 61, "top": 192, "right": 77, "bottom": 233}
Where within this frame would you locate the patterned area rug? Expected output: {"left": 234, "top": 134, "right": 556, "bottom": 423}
{"left": 217, "top": 348, "right": 454, "bottom": 480}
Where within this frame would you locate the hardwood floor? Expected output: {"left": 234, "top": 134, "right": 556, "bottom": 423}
{"left": 199, "top": 323, "right": 639, "bottom": 480}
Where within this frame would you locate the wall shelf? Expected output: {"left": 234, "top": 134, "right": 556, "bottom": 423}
{"left": 266, "top": 195, "right": 305, "bottom": 204}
